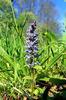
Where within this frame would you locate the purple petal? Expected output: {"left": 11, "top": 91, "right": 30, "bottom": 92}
{"left": 34, "top": 48, "right": 38, "bottom": 51}
{"left": 25, "top": 54, "right": 34, "bottom": 59}
{"left": 34, "top": 29, "right": 37, "bottom": 32}
{"left": 25, "top": 37, "right": 29, "bottom": 40}
{"left": 24, "top": 45, "right": 31, "bottom": 48}
{"left": 26, "top": 32, "right": 33, "bottom": 35}
{"left": 30, "top": 63, "right": 35, "bottom": 66}
{"left": 33, "top": 50, "right": 38, "bottom": 53}
{"left": 35, "top": 62, "right": 40, "bottom": 65}
{"left": 27, "top": 63, "right": 35, "bottom": 66}
{"left": 25, "top": 49, "right": 32, "bottom": 53}
{"left": 26, "top": 26, "right": 32, "bottom": 32}
{"left": 33, "top": 45, "right": 38, "bottom": 48}
{"left": 25, "top": 55, "right": 31, "bottom": 59}
{"left": 27, "top": 65, "right": 30, "bottom": 67}
{"left": 26, "top": 40, "right": 30, "bottom": 43}
{"left": 29, "top": 41, "right": 34, "bottom": 45}
{"left": 35, "top": 54, "right": 40, "bottom": 57}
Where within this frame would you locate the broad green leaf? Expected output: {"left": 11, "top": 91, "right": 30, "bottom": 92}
{"left": 39, "top": 77, "right": 66, "bottom": 85}
{"left": 34, "top": 65, "right": 42, "bottom": 70}
{"left": 34, "top": 89, "right": 39, "bottom": 96}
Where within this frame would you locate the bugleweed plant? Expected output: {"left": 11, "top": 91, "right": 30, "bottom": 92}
{"left": 24, "top": 21, "right": 40, "bottom": 97}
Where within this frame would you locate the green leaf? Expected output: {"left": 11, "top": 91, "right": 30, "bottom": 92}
{"left": 45, "top": 48, "right": 66, "bottom": 70}
{"left": 45, "top": 31, "right": 57, "bottom": 41}
{"left": 39, "top": 77, "right": 66, "bottom": 85}
{"left": 14, "top": 63, "right": 20, "bottom": 81}
{"left": 63, "top": 53, "right": 66, "bottom": 66}
{"left": 34, "top": 65, "right": 42, "bottom": 70}
{"left": 41, "top": 56, "right": 50, "bottom": 66}
{"left": 0, "top": 46, "right": 14, "bottom": 67}
{"left": 34, "top": 89, "right": 39, "bottom": 96}
{"left": 23, "top": 76, "right": 31, "bottom": 80}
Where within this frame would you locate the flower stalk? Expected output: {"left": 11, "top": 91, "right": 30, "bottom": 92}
{"left": 31, "top": 68, "right": 34, "bottom": 97}
{"left": 25, "top": 21, "right": 40, "bottom": 97}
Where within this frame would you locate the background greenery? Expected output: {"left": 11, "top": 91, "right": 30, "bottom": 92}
{"left": 0, "top": 0, "right": 66, "bottom": 100}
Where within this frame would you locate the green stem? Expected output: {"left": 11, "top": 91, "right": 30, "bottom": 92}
{"left": 10, "top": 0, "right": 18, "bottom": 33}
{"left": 47, "top": 41, "right": 50, "bottom": 63}
{"left": 31, "top": 68, "right": 34, "bottom": 97}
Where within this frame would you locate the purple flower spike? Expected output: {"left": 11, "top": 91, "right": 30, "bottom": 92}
{"left": 24, "top": 21, "right": 40, "bottom": 67}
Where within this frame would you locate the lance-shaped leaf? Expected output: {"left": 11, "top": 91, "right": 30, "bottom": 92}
{"left": 45, "top": 48, "right": 66, "bottom": 71}
{"left": 0, "top": 46, "right": 14, "bottom": 67}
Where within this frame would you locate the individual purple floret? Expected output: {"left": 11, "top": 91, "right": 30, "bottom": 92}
{"left": 24, "top": 21, "right": 40, "bottom": 67}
